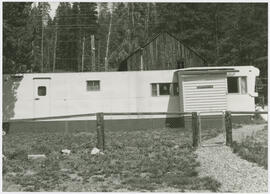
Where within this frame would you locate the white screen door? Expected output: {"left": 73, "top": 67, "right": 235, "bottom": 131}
{"left": 33, "top": 78, "right": 51, "bottom": 118}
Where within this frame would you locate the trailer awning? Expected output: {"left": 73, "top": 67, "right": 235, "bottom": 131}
{"left": 177, "top": 68, "right": 239, "bottom": 76}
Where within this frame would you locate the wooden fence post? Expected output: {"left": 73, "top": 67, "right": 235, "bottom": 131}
{"left": 198, "top": 112, "right": 201, "bottom": 145}
{"left": 225, "top": 111, "right": 233, "bottom": 146}
{"left": 96, "top": 112, "right": 105, "bottom": 150}
{"left": 192, "top": 112, "right": 201, "bottom": 148}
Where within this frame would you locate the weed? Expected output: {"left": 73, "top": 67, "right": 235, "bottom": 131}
{"left": 232, "top": 127, "right": 267, "bottom": 169}
{"left": 31, "top": 144, "right": 52, "bottom": 155}
{"left": 201, "top": 127, "right": 224, "bottom": 141}
{"left": 192, "top": 176, "right": 221, "bottom": 192}
{"left": 122, "top": 177, "right": 157, "bottom": 191}
{"left": 6, "top": 149, "right": 28, "bottom": 160}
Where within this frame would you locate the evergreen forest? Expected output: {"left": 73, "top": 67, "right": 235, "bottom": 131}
{"left": 3, "top": 2, "right": 267, "bottom": 75}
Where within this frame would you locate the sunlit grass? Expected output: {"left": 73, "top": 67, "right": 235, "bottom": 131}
{"left": 232, "top": 125, "right": 267, "bottom": 169}
{"left": 3, "top": 127, "right": 220, "bottom": 192}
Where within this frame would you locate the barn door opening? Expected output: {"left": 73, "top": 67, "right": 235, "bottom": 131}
{"left": 33, "top": 78, "right": 51, "bottom": 118}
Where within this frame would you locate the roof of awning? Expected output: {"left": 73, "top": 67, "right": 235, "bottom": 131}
{"left": 177, "top": 67, "right": 239, "bottom": 75}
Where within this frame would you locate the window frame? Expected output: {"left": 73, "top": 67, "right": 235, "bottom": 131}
{"left": 86, "top": 80, "right": 100, "bottom": 91}
{"left": 151, "top": 83, "right": 158, "bottom": 96}
{"left": 240, "top": 76, "right": 247, "bottom": 94}
{"left": 173, "top": 83, "right": 179, "bottom": 96}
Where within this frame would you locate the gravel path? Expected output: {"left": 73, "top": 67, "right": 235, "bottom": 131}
{"left": 196, "top": 124, "right": 268, "bottom": 192}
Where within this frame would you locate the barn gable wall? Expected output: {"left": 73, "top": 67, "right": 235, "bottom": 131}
{"left": 126, "top": 33, "right": 206, "bottom": 71}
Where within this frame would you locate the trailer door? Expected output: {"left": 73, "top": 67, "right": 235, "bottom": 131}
{"left": 33, "top": 78, "right": 51, "bottom": 118}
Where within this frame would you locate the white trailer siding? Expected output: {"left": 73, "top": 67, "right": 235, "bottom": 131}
{"left": 226, "top": 66, "right": 259, "bottom": 112}
{"left": 3, "top": 70, "right": 180, "bottom": 121}
{"left": 181, "top": 74, "right": 227, "bottom": 113}
{"left": 3, "top": 66, "right": 259, "bottom": 123}
{"left": 177, "top": 66, "right": 259, "bottom": 114}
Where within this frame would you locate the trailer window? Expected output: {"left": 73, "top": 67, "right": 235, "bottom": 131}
{"left": 87, "top": 80, "right": 100, "bottom": 91}
{"left": 227, "top": 77, "right": 247, "bottom": 94}
{"left": 227, "top": 77, "right": 239, "bottom": 93}
{"left": 151, "top": 83, "right": 178, "bottom": 96}
{"left": 159, "top": 83, "right": 170, "bottom": 95}
{"left": 38, "top": 86, "right": 47, "bottom": 96}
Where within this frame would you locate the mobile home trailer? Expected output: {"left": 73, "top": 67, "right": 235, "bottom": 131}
{"left": 3, "top": 66, "right": 259, "bottom": 132}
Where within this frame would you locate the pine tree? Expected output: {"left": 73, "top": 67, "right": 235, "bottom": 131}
{"left": 28, "top": 2, "right": 51, "bottom": 72}
{"left": 71, "top": 2, "right": 82, "bottom": 71}
{"left": 4, "top": 3, "right": 267, "bottom": 74}
{"left": 107, "top": 3, "right": 158, "bottom": 70}
{"left": 79, "top": 2, "right": 98, "bottom": 71}
{"left": 53, "top": 2, "right": 98, "bottom": 72}
{"left": 3, "top": 2, "right": 33, "bottom": 73}
{"left": 55, "top": 2, "right": 73, "bottom": 71}
{"left": 96, "top": 2, "right": 111, "bottom": 71}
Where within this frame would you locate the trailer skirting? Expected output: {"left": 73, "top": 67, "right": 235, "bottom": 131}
{"left": 5, "top": 115, "right": 253, "bottom": 134}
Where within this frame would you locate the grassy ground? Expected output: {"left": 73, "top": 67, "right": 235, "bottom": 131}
{"left": 201, "top": 127, "right": 224, "bottom": 141}
{"left": 231, "top": 125, "right": 268, "bottom": 169}
{"left": 2, "top": 127, "right": 221, "bottom": 192}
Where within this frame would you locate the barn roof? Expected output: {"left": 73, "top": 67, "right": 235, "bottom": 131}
{"left": 122, "top": 31, "right": 207, "bottom": 63}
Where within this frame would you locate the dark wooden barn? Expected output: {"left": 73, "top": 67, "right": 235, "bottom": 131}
{"left": 119, "top": 32, "right": 207, "bottom": 71}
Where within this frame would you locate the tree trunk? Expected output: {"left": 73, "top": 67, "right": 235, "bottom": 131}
{"left": 53, "top": 29, "right": 57, "bottom": 72}
{"left": 91, "top": 35, "right": 95, "bottom": 72}
{"left": 41, "top": 15, "right": 44, "bottom": 72}
{"left": 81, "top": 34, "right": 85, "bottom": 72}
{"left": 131, "top": 3, "right": 135, "bottom": 30}
{"left": 97, "top": 40, "right": 100, "bottom": 71}
{"left": 215, "top": 4, "right": 219, "bottom": 64}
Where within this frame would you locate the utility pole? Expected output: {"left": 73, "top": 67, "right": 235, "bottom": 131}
{"left": 105, "top": 8, "right": 113, "bottom": 71}
{"left": 91, "top": 35, "right": 95, "bottom": 71}
{"left": 81, "top": 33, "right": 85, "bottom": 72}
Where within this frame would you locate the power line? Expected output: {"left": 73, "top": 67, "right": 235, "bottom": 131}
{"left": 37, "top": 22, "right": 161, "bottom": 29}
{"left": 32, "top": 15, "right": 99, "bottom": 19}
{"left": 44, "top": 25, "right": 98, "bottom": 27}
{"left": 56, "top": 40, "right": 81, "bottom": 43}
